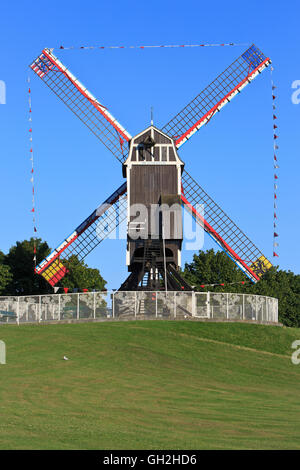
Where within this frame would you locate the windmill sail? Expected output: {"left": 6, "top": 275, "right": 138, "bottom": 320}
{"left": 30, "top": 49, "right": 132, "bottom": 162}
{"left": 162, "top": 44, "right": 271, "bottom": 148}
{"left": 181, "top": 171, "right": 272, "bottom": 281}
{"left": 36, "top": 183, "right": 127, "bottom": 286}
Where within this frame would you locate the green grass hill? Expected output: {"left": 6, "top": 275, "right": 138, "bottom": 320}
{"left": 0, "top": 321, "right": 299, "bottom": 449}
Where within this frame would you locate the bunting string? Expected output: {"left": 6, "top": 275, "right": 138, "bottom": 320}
{"left": 57, "top": 42, "right": 250, "bottom": 51}
{"left": 271, "top": 66, "right": 279, "bottom": 259}
{"left": 198, "top": 280, "right": 251, "bottom": 289}
{"left": 28, "top": 77, "right": 37, "bottom": 269}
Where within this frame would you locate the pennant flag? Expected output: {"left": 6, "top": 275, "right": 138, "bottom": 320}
{"left": 63, "top": 287, "right": 69, "bottom": 293}
{"left": 274, "top": 232, "right": 279, "bottom": 237}
{"left": 54, "top": 287, "right": 60, "bottom": 293}
{"left": 83, "top": 288, "right": 88, "bottom": 293}
{"left": 273, "top": 242, "right": 279, "bottom": 247}
{"left": 274, "top": 212, "right": 277, "bottom": 219}
{"left": 273, "top": 114, "right": 277, "bottom": 119}
{"left": 272, "top": 95, "right": 276, "bottom": 100}
{"left": 274, "top": 134, "right": 278, "bottom": 139}
{"left": 273, "top": 252, "right": 279, "bottom": 257}
{"left": 274, "top": 155, "right": 277, "bottom": 161}
{"left": 274, "top": 174, "right": 278, "bottom": 179}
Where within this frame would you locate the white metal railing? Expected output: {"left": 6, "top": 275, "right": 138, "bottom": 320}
{"left": 0, "top": 291, "right": 278, "bottom": 324}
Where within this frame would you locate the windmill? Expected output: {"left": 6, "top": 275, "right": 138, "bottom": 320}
{"left": 30, "top": 44, "right": 272, "bottom": 291}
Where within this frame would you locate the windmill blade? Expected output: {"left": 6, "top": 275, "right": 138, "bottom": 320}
{"left": 181, "top": 171, "right": 272, "bottom": 282}
{"left": 162, "top": 44, "right": 271, "bottom": 148}
{"left": 36, "top": 183, "right": 127, "bottom": 286}
{"left": 30, "top": 49, "right": 131, "bottom": 162}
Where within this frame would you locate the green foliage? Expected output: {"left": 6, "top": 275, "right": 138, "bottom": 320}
{"left": 250, "top": 267, "right": 300, "bottom": 327}
{"left": 0, "top": 257, "right": 12, "bottom": 295}
{"left": 183, "top": 249, "right": 300, "bottom": 326}
{"left": 3, "top": 238, "right": 52, "bottom": 296}
{"left": 60, "top": 255, "right": 106, "bottom": 291}
{"left": 183, "top": 248, "right": 247, "bottom": 291}
{"left": 2, "top": 239, "right": 106, "bottom": 296}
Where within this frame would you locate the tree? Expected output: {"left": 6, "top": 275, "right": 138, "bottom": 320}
{"left": 183, "top": 249, "right": 300, "bottom": 326}
{"left": 183, "top": 248, "right": 247, "bottom": 292}
{"left": 0, "top": 250, "right": 12, "bottom": 294}
{"left": 3, "top": 239, "right": 107, "bottom": 295}
{"left": 4, "top": 238, "right": 52, "bottom": 295}
{"left": 59, "top": 255, "right": 106, "bottom": 291}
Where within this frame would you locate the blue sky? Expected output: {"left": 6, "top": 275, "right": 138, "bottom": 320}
{"left": 0, "top": 0, "right": 299, "bottom": 289}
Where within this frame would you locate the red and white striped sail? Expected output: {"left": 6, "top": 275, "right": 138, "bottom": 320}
{"left": 36, "top": 183, "right": 127, "bottom": 286}
{"left": 162, "top": 44, "right": 271, "bottom": 148}
{"left": 30, "top": 49, "right": 132, "bottom": 162}
{"left": 181, "top": 171, "right": 272, "bottom": 281}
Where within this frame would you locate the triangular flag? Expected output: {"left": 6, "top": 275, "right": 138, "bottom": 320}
{"left": 274, "top": 174, "right": 278, "bottom": 179}
{"left": 274, "top": 134, "right": 278, "bottom": 139}
{"left": 274, "top": 164, "right": 279, "bottom": 169}
{"left": 274, "top": 212, "right": 277, "bottom": 219}
{"left": 54, "top": 287, "right": 60, "bottom": 293}
{"left": 273, "top": 242, "right": 279, "bottom": 247}
{"left": 273, "top": 114, "right": 277, "bottom": 119}
{"left": 272, "top": 85, "right": 276, "bottom": 90}
{"left": 272, "top": 95, "right": 276, "bottom": 100}
{"left": 63, "top": 287, "right": 69, "bottom": 294}
{"left": 274, "top": 184, "right": 278, "bottom": 189}
{"left": 274, "top": 194, "right": 277, "bottom": 199}
{"left": 274, "top": 232, "right": 279, "bottom": 237}
{"left": 83, "top": 288, "right": 88, "bottom": 293}
{"left": 274, "top": 155, "right": 277, "bottom": 161}
{"left": 273, "top": 124, "right": 278, "bottom": 129}
{"left": 274, "top": 144, "right": 279, "bottom": 149}
{"left": 273, "top": 252, "right": 279, "bottom": 257}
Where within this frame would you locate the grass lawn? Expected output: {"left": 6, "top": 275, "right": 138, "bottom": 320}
{"left": 0, "top": 320, "right": 299, "bottom": 449}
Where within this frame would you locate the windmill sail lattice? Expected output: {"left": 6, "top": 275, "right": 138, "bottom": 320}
{"left": 162, "top": 45, "right": 271, "bottom": 147}
{"left": 181, "top": 171, "right": 271, "bottom": 281}
{"left": 36, "top": 183, "right": 127, "bottom": 286}
{"left": 30, "top": 49, "right": 131, "bottom": 162}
